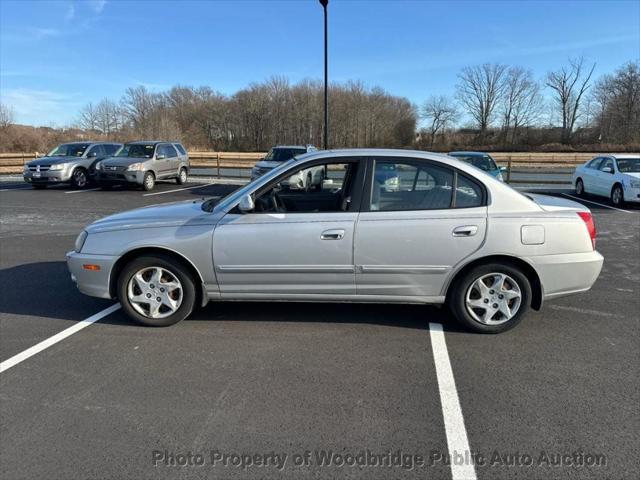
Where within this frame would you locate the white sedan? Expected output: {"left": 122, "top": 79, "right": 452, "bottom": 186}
{"left": 572, "top": 154, "right": 640, "bottom": 207}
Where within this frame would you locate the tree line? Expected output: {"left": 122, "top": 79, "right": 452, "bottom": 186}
{"left": 0, "top": 59, "right": 637, "bottom": 153}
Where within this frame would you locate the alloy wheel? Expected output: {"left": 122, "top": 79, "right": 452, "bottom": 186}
{"left": 465, "top": 272, "right": 522, "bottom": 325}
{"left": 74, "top": 170, "right": 87, "bottom": 188}
{"left": 127, "top": 266, "right": 183, "bottom": 319}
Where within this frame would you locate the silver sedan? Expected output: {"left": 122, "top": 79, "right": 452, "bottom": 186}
{"left": 67, "top": 149, "right": 604, "bottom": 333}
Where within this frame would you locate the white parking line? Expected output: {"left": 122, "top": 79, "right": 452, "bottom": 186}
{"left": 142, "top": 183, "right": 210, "bottom": 196}
{"left": 65, "top": 187, "right": 102, "bottom": 194}
{"left": 429, "top": 323, "right": 477, "bottom": 480}
{"left": 0, "top": 303, "right": 121, "bottom": 374}
{"left": 561, "top": 193, "right": 632, "bottom": 213}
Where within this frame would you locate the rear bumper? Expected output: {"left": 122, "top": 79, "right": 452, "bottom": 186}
{"left": 66, "top": 251, "right": 117, "bottom": 299}
{"left": 526, "top": 251, "right": 604, "bottom": 300}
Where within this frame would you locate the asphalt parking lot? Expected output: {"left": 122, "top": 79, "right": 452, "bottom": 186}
{"left": 1, "top": 179, "right": 638, "bottom": 480}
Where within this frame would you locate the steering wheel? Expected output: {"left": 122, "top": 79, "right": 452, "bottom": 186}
{"left": 271, "top": 189, "right": 285, "bottom": 212}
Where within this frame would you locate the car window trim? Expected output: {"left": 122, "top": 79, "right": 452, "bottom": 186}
{"left": 235, "top": 156, "right": 368, "bottom": 215}
{"left": 361, "top": 156, "right": 488, "bottom": 213}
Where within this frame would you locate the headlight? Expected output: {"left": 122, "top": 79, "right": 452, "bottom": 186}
{"left": 497, "top": 172, "right": 504, "bottom": 181}
{"left": 625, "top": 178, "right": 640, "bottom": 188}
{"left": 95, "top": 161, "right": 102, "bottom": 170}
{"left": 49, "top": 164, "right": 64, "bottom": 171}
{"left": 127, "top": 163, "right": 144, "bottom": 171}
{"left": 74, "top": 230, "right": 88, "bottom": 253}
{"left": 23, "top": 164, "right": 29, "bottom": 172}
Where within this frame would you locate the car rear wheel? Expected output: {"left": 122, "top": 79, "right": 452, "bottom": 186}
{"left": 611, "top": 184, "right": 624, "bottom": 207}
{"left": 117, "top": 255, "right": 196, "bottom": 327}
{"left": 71, "top": 168, "right": 88, "bottom": 189}
{"left": 575, "top": 178, "right": 584, "bottom": 196}
{"left": 176, "top": 167, "right": 188, "bottom": 185}
{"left": 449, "top": 263, "right": 532, "bottom": 333}
{"left": 142, "top": 171, "right": 155, "bottom": 191}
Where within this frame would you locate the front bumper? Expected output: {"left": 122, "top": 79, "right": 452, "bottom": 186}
{"left": 96, "top": 170, "right": 145, "bottom": 185}
{"left": 622, "top": 184, "right": 640, "bottom": 203}
{"left": 23, "top": 169, "right": 72, "bottom": 184}
{"left": 527, "top": 250, "right": 604, "bottom": 300}
{"left": 66, "top": 250, "right": 118, "bottom": 299}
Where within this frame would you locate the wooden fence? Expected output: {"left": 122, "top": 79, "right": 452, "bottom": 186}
{"left": 0, "top": 151, "right": 596, "bottom": 184}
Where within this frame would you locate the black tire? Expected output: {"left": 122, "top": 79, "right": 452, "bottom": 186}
{"left": 71, "top": 168, "right": 89, "bottom": 189}
{"left": 448, "top": 263, "right": 532, "bottom": 334}
{"left": 142, "top": 171, "right": 155, "bottom": 191}
{"left": 575, "top": 178, "right": 585, "bottom": 196}
{"left": 117, "top": 255, "right": 196, "bottom": 327}
{"left": 32, "top": 184, "right": 47, "bottom": 189}
{"left": 611, "top": 184, "right": 624, "bottom": 207}
{"left": 176, "top": 167, "right": 188, "bottom": 185}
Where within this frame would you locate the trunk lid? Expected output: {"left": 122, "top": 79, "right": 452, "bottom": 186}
{"left": 525, "top": 193, "right": 589, "bottom": 213}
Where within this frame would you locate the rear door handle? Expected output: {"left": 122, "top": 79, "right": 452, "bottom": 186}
{"left": 321, "top": 229, "right": 345, "bottom": 240}
{"left": 452, "top": 225, "right": 478, "bottom": 237}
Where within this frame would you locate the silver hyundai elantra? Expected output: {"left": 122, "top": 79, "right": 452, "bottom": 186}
{"left": 67, "top": 149, "right": 603, "bottom": 333}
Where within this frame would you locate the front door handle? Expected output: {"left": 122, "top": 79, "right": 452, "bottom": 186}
{"left": 321, "top": 229, "right": 345, "bottom": 240}
{"left": 452, "top": 225, "right": 478, "bottom": 237}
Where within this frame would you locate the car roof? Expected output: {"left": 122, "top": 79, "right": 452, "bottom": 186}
{"left": 448, "top": 151, "right": 489, "bottom": 156}
{"left": 125, "top": 140, "right": 178, "bottom": 145}
{"left": 608, "top": 153, "right": 640, "bottom": 159}
{"left": 272, "top": 145, "right": 310, "bottom": 150}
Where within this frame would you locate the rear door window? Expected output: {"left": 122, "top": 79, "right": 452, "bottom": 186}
{"left": 174, "top": 144, "right": 187, "bottom": 156}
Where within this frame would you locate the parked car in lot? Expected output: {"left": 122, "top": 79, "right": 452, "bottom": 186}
{"left": 95, "top": 141, "right": 189, "bottom": 191}
{"left": 23, "top": 142, "right": 122, "bottom": 189}
{"left": 448, "top": 151, "right": 506, "bottom": 181}
{"left": 251, "top": 145, "right": 319, "bottom": 189}
{"left": 572, "top": 154, "right": 640, "bottom": 206}
{"left": 68, "top": 149, "right": 603, "bottom": 333}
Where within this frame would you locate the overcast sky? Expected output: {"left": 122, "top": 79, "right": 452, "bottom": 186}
{"left": 1, "top": 0, "right": 639, "bottom": 126}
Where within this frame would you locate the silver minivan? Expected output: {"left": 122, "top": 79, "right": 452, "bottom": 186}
{"left": 23, "top": 142, "right": 122, "bottom": 189}
{"left": 96, "top": 141, "right": 189, "bottom": 191}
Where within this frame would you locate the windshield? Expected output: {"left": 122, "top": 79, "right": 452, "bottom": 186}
{"left": 616, "top": 158, "right": 640, "bottom": 173}
{"left": 264, "top": 148, "right": 305, "bottom": 162}
{"left": 115, "top": 144, "right": 156, "bottom": 158}
{"left": 203, "top": 159, "right": 296, "bottom": 212}
{"left": 47, "top": 143, "right": 90, "bottom": 157}
{"left": 451, "top": 154, "right": 498, "bottom": 171}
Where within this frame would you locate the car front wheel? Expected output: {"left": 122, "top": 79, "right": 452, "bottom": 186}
{"left": 71, "top": 168, "right": 89, "bottom": 189}
{"left": 142, "top": 171, "right": 155, "bottom": 191}
{"left": 176, "top": 167, "right": 188, "bottom": 185}
{"left": 117, "top": 255, "right": 196, "bottom": 326}
{"left": 611, "top": 184, "right": 624, "bottom": 207}
{"left": 449, "top": 263, "right": 532, "bottom": 333}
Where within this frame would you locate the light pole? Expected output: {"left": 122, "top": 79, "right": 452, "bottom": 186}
{"left": 319, "top": 0, "right": 328, "bottom": 150}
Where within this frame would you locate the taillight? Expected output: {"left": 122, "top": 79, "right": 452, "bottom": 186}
{"left": 577, "top": 211, "right": 596, "bottom": 250}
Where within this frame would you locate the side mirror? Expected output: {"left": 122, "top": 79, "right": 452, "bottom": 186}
{"left": 602, "top": 166, "right": 613, "bottom": 174}
{"left": 88, "top": 151, "right": 97, "bottom": 157}
{"left": 238, "top": 194, "right": 255, "bottom": 212}
{"left": 500, "top": 166, "right": 507, "bottom": 172}
{"left": 156, "top": 154, "right": 166, "bottom": 160}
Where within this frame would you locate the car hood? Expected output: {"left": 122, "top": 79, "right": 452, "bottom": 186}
{"left": 100, "top": 156, "right": 150, "bottom": 167}
{"left": 86, "top": 200, "right": 219, "bottom": 233}
{"left": 254, "top": 160, "right": 286, "bottom": 169}
{"left": 27, "top": 156, "right": 79, "bottom": 166}
{"left": 623, "top": 172, "right": 640, "bottom": 180}
{"left": 526, "top": 193, "right": 589, "bottom": 213}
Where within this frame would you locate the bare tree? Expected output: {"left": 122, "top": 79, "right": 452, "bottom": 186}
{"left": 546, "top": 57, "right": 596, "bottom": 144}
{"left": 0, "top": 103, "right": 14, "bottom": 130}
{"left": 456, "top": 63, "right": 508, "bottom": 135}
{"left": 420, "top": 95, "right": 459, "bottom": 148}
{"left": 78, "top": 102, "right": 99, "bottom": 131}
{"left": 501, "top": 67, "right": 543, "bottom": 144}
